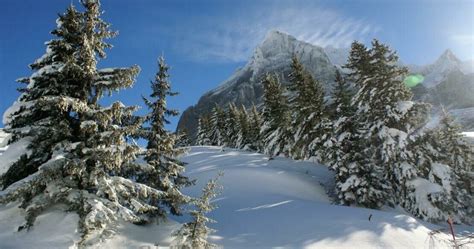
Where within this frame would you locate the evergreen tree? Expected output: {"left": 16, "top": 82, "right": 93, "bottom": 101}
{"left": 225, "top": 103, "right": 240, "bottom": 148}
{"left": 406, "top": 110, "right": 473, "bottom": 223}
{"left": 209, "top": 104, "right": 226, "bottom": 146}
{"left": 321, "top": 70, "right": 356, "bottom": 169}
{"left": 197, "top": 115, "right": 212, "bottom": 146}
{"left": 173, "top": 173, "right": 222, "bottom": 249}
{"left": 0, "top": 1, "right": 169, "bottom": 245}
{"left": 287, "top": 56, "right": 325, "bottom": 159}
{"left": 435, "top": 111, "right": 473, "bottom": 223}
{"left": 345, "top": 41, "right": 371, "bottom": 85}
{"left": 1, "top": 5, "right": 84, "bottom": 189}
{"left": 248, "top": 105, "right": 263, "bottom": 152}
{"left": 260, "top": 73, "right": 292, "bottom": 157}
{"left": 336, "top": 40, "right": 430, "bottom": 208}
{"left": 329, "top": 70, "right": 354, "bottom": 120}
{"left": 176, "top": 129, "right": 191, "bottom": 148}
{"left": 436, "top": 110, "right": 473, "bottom": 173}
{"left": 236, "top": 105, "right": 251, "bottom": 149}
{"left": 141, "top": 56, "right": 193, "bottom": 217}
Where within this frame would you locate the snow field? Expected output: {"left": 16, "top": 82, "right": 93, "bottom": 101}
{"left": 0, "top": 146, "right": 472, "bottom": 248}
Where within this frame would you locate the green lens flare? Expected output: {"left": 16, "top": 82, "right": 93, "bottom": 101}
{"left": 404, "top": 74, "right": 424, "bottom": 88}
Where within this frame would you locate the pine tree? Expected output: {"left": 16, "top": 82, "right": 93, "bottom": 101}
{"left": 287, "top": 56, "right": 325, "bottom": 159}
{"left": 329, "top": 70, "right": 354, "bottom": 120}
{"left": 141, "top": 56, "right": 193, "bottom": 217}
{"left": 336, "top": 40, "right": 430, "bottom": 208}
{"left": 0, "top": 1, "right": 170, "bottom": 245}
{"left": 235, "top": 105, "right": 251, "bottom": 149}
{"left": 176, "top": 129, "right": 191, "bottom": 148}
{"left": 173, "top": 173, "right": 222, "bottom": 249}
{"left": 197, "top": 115, "right": 212, "bottom": 146}
{"left": 345, "top": 41, "right": 371, "bottom": 85}
{"left": 321, "top": 70, "right": 356, "bottom": 170}
{"left": 435, "top": 111, "right": 473, "bottom": 223}
{"left": 209, "top": 104, "right": 226, "bottom": 146}
{"left": 436, "top": 109, "right": 473, "bottom": 173}
{"left": 260, "top": 73, "right": 292, "bottom": 157}
{"left": 406, "top": 110, "right": 473, "bottom": 223}
{"left": 248, "top": 105, "right": 263, "bottom": 152}
{"left": 225, "top": 103, "right": 240, "bottom": 148}
{"left": 1, "top": 5, "right": 83, "bottom": 189}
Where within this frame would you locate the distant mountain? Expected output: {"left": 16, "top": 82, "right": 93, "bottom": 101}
{"left": 429, "top": 69, "right": 474, "bottom": 108}
{"left": 324, "top": 46, "right": 350, "bottom": 66}
{"left": 410, "top": 49, "right": 473, "bottom": 88}
{"left": 408, "top": 51, "right": 474, "bottom": 125}
{"left": 177, "top": 32, "right": 474, "bottom": 140}
{"left": 177, "top": 31, "right": 336, "bottom": 141}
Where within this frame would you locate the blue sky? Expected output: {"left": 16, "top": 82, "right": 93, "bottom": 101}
{"left": 1, "top": 0, "right": 473, "bottom": 130}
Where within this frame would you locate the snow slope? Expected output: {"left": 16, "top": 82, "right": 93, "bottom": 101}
{"left": 0, "top": 146, "right": 472, "bottom": 248}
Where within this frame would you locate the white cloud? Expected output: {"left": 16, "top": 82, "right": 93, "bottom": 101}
{"left": 164, "top": 3, "right": 377, "bottom": 62}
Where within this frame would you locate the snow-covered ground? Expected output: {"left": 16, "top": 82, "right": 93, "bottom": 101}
{"left": 0, "top": 146, "right": 473, "bottom": 248}
{"left": 0, "top": 129, "right": 10, "bottom": 156}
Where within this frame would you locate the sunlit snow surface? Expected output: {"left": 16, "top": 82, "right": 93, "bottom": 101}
{"left": 462, "top": 132, "right": 474, "bottom": 138}
{"left": 0, "top": 146, "right": 472, "bottom": 248}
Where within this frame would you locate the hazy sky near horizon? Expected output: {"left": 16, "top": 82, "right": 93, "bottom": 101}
{"left": 1, "top": 0, "right": 473, "bottom": 130}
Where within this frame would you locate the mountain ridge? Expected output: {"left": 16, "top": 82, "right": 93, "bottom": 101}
{"left": 177, "top": 31, "right": 474, "bottom": 140}
{"left": 177, "top": 31, "right": 337, "bottom": 140}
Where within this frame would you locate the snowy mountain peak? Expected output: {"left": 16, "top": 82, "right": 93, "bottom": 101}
{"left": 177, "top": 30, "right": 336, "bottom": 141}
{"left": 254, "top": 30, "right": 321, "bottom": 59}
{"left": 262, "top": 30, "right": 292, "bottom": 43}
{"left": 436, "top": 49, "right": 461, "bottom": 65}
{"left": 416, "top": 49, "right": 464, "bottom": 88}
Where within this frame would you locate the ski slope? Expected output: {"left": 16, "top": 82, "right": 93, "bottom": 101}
{"left": 0, "top": 146, "right": 472, "bottom": 248}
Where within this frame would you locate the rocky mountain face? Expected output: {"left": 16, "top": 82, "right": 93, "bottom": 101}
{"left": 178, "top": 32, "right": 474, "bottom": 141}
{"left": 410, "top": 49, "right": 474, "bottom": 88}
{"left": 410, "top": 50, "right": 474, "bottom": 130}
{"left": 177, "top": 31, "right": 336, "bottom": 140}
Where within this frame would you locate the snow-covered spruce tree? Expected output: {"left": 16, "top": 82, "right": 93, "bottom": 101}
{"left": 433, "top": 112, "right": 473, "bottom": 223}
{"left": 336, "top": 40, "right": 430, "bottom": 208}
{"left": 209, "top": 104, "right": 226, "bottom": 146}
{"left": 173, "top": 173, "right": 222, "bottom": 249}
{"left": 0, "top": 5, "right": 84, "bottom": 190}
{"left": 287, "top": 56, "right": 325, "bottom": 159}
{"left": 235, "top": 105, "right": 252, "bottom": 149}
{"left": 176, "top": 128, "right": 191, "bottom": 148}
{"left": 225, "top": 103, "right": 241, "bottom": 148}
{"left": 405, "top": 110, "right": 473, "bottom": 223}
{"left": 321, "top": 70, "right": 356, "bottom": 168}
{"left": 0, "top": 0, "right": 171, "bottom": 245}
{"left": 329, "top": 70, "right": 354, "bottom": 120}
{"left": 141, "top": 56, "right": 193, "bottom": 217}
{"left": 248, "top": 105, "right": 263, "bottom": 152}
{"left": 260, "top": 73, "right": 292, "bottom": 157}
{"left": 197, "top": 115, "right": 212, "bottom": 146}
{"left": 436, "top": 110, "right": 473, "bottom": 173}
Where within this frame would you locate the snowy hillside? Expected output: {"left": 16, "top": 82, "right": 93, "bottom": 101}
{"left": 1, "top": 146, "right": 472, "bottom": 248}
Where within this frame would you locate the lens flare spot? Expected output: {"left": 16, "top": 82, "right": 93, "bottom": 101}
{"left": 404, "top": 74, "right": 424, "bottom": 88}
